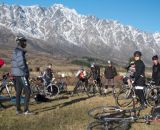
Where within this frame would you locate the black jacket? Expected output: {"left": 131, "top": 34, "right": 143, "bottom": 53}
{"left": 89, "top": 65, "right": 101, "bottom": 80}
{"left": 11, "top": 46, "right": 29, "bottom": 77}
{"left": 134, "top": 60, "right": 145, "bottom": 86}
{"left": 152, "top": 63, "right": 160, "bottom": 85}
{"left": 104, "top": 66, "right": 117, "bottom": 79}
{"left": 43, "top": 68, "right": 53, "bottom": 83}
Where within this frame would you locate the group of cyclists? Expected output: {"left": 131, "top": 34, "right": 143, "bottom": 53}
{"left": 0, "top": 35, "right": 160, "bottom": 115}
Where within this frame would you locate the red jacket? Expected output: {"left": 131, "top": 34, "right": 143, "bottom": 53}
{"left": 0, "top": 59, "right": 5, "bottom": 68}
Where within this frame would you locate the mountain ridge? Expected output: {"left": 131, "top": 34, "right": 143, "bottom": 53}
{"left": 0, "top": 3, "right": 160, "bottom": 66}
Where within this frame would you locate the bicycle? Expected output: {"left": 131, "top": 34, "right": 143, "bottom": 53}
{"left": 87, "top": 105, "right": 160, "bottom": 130}
{"left": 0, "top": 73, "right": 15, "bottom": 98}
{"left": 30, "top": 76, "right": 59, "bottom": 98}
{"left": 87, "top": 79, "right": 100, "bottom": 96}
{"left": 115, "top": 81, "right": 156, "bottom": 108}
{"left": 56, "top": 79, "right": 68, "bottom": 93}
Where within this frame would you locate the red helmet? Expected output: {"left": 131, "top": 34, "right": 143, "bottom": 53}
{"left": 0, "top": 59, "right": 5, "bottom": 68}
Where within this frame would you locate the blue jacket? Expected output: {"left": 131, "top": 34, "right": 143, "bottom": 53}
{"left": 11, "top": 46, "right": 29, "bottom": 77}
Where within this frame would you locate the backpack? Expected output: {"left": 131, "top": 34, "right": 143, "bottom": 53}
{"left": 34, "top": 94, "right": 49, "bottom": 102}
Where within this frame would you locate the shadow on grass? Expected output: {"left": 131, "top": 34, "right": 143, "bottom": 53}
{"left": 32, "top": 95, "right": 94, "bottom": 114}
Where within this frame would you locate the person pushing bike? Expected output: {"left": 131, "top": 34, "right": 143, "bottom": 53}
{"left": 133, "top": 51, "right": 147, "bottom": 108}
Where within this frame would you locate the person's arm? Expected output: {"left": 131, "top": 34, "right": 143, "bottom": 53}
{"left": 104, "top": 67, "right": 106, "bottom": 78}
{"left": 151, "top": 66, "right": 154, "bottom": 81}
{"left": 75, "top": 70, "right": 80, "bottom": 77}
{"left": 134, "top": 62, "right": 145, "bottom": 82}
{"left": 113, "top": 67, "right": 117, "bottom": 77}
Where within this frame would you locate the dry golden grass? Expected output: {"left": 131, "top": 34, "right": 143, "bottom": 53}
{"left": 0, "top": 86, "right": 160, "bottom": 130}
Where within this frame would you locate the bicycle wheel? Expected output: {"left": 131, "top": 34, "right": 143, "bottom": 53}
{"left": 116, "top": 87, "right": 134, "bottom": 108}
{"left": 87, "top": 121, "right": 108, "bottom": 130}
{"left": 47, "top": 84, "right": 59, "bottom": 97}
{"left": 88, "top": 106, "right": 124, "bottom": 120}
{"left": 146, "top": 87, "right": 158, "bottom": 107}
{"left": 112, "top": 85, "right": 124, "bottom": 98}
{"left": 87, "top": 120, "right": 130, "bottom": 130}
{"left": 0, "top": 85, "right": 11, "bottom": 97}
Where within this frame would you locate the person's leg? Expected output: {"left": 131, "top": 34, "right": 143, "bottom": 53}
{"left": 21, "top": 77, "right": 31, "bottom": 112}
{"left": 15, "top": 77, "right": 23, "bottom": 112}
{"left": 111, "top": 78, "right": 115, "bottom": 88}
{"left": 73, "top": 80, "right": 81, "bottom": 94}
{"left": 104, "top": 79, "right": 109, "bottom": 94}
{"left": 135, "top": 88, "right": 146, "bottom": 106}
{"left": 97, "top": 78, "right": 102, "bottom": 95}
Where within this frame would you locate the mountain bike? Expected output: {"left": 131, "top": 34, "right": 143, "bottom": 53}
{"left": 0, "top": 73, "right": 15, "bottom": 98}
{"left": 87, "top": 105, "right": 160, "bottom": 130}
{"left": 30, "top": 76, "right": 59, "bottom": 98}
{"left": 115, "top": 81, "right": 156, "bottom": 108}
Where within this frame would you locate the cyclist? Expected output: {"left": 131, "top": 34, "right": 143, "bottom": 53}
{"left": 42, "top": 63, "right": 54, "bottom": 86}
{"left": 152, "top": 55, "right": 160, "bottom": 85}
{"left": 73, "top": 66, "right": 88, "bottom": 94}
{"left": 133, "top": 51, "right": 147, "bottom": 108}
{"left": 104, "top": 60, "right": 117, "bottom": 94}
{"left": 88, "top": 63, "right": 102, "bottom": 94}
{"left": 11, "top": 35, "right": 33, "bottom": 115}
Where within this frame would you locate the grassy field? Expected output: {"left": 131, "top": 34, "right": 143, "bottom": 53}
{"left": 0, "top": 86, "right": 160, "bottom": 130}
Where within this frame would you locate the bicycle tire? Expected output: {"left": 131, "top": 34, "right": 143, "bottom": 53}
{"left": 0, "top": 85, "right": 11, "bottom": 97}
{"left": 116, "top": 87, "right": 134, "bottom": 108}
{"left": 87, "top": 120, "right": 130, "bottom": 130}
{"left": 146, "top": 86, "right": 158, "bottom": 107}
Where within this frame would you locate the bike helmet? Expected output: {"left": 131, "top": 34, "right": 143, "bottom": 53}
{"left": 134, "top": 51, "right": 142, "bottom": 57}
{"left": 91, "top": 63, "right": 95, "bottom": 68}
{"left": 16, "top": 35, "right": 27, "bottom": 42}
{"left": 130, "top": 61, "right": 135, "bottom": 65}
{"left": 152, "top": 55, "right": 158, "bottom": 60}
{"left": 16, "top": 35, "right": 27, "bottom": 48}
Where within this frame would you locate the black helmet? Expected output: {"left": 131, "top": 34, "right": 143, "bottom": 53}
{"left": 152, "top": 55, "right": 158, "bottom": 60}
{"left": 134, "top": 51, "right": 142, "bottom": 57}
{"left": 16, "top": 35, "right": 27, "bottom": 48}
{"left": 16, "top": 36, "right": 27, "bottom": 42}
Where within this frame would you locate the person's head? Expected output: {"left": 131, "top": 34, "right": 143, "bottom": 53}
{"left": 152, "top": 55, "right": 159, "bottom": 65}
{"left": 130, "top": 61, "right": 135, "bottom": 68}
{"left": 0, "top": 59, "right": 5, "bottom": 68}
{"left": 90, "top": 63, "right": 95, "bottom": 70}
{"left": 80, "top": 66, "right": 84, "bottom": 71}
{"left": 16, "top": 35, "right": 27, "bottom": 48}
{"left": 134, "top": 51, "right": 142, "bottom": 61}
{"left": 107, "top": 60, "right": 112, "bottom": 67}
{"left": 48, "top": 63, "right": 52, "bottom": 69}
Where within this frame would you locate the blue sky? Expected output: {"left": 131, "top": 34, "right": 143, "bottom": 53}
{"left": 1, "top": 0, "right": 160, "bottom": 33}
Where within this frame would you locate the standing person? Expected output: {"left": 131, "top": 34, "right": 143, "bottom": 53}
{"left": 104, "top": 60, "right": 117, "bottom": 94}
{"left": 89, "top": 63, "right": 102, "bottom": 94}
{"left": 11, "top": 36, "right": 33, "bottom": 115}
{"left": 133, "top": 51, "right": 146, "bottom": 107}
{"left": 73, "top": 66, "right": 88, "bottom": 94}
{"left": 152, "top": 55, "right": 160, "bottom": 85}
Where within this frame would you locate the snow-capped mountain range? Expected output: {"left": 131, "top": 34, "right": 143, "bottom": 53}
{"left": 0, "top": 4, "right": 160, "bottom": 65}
